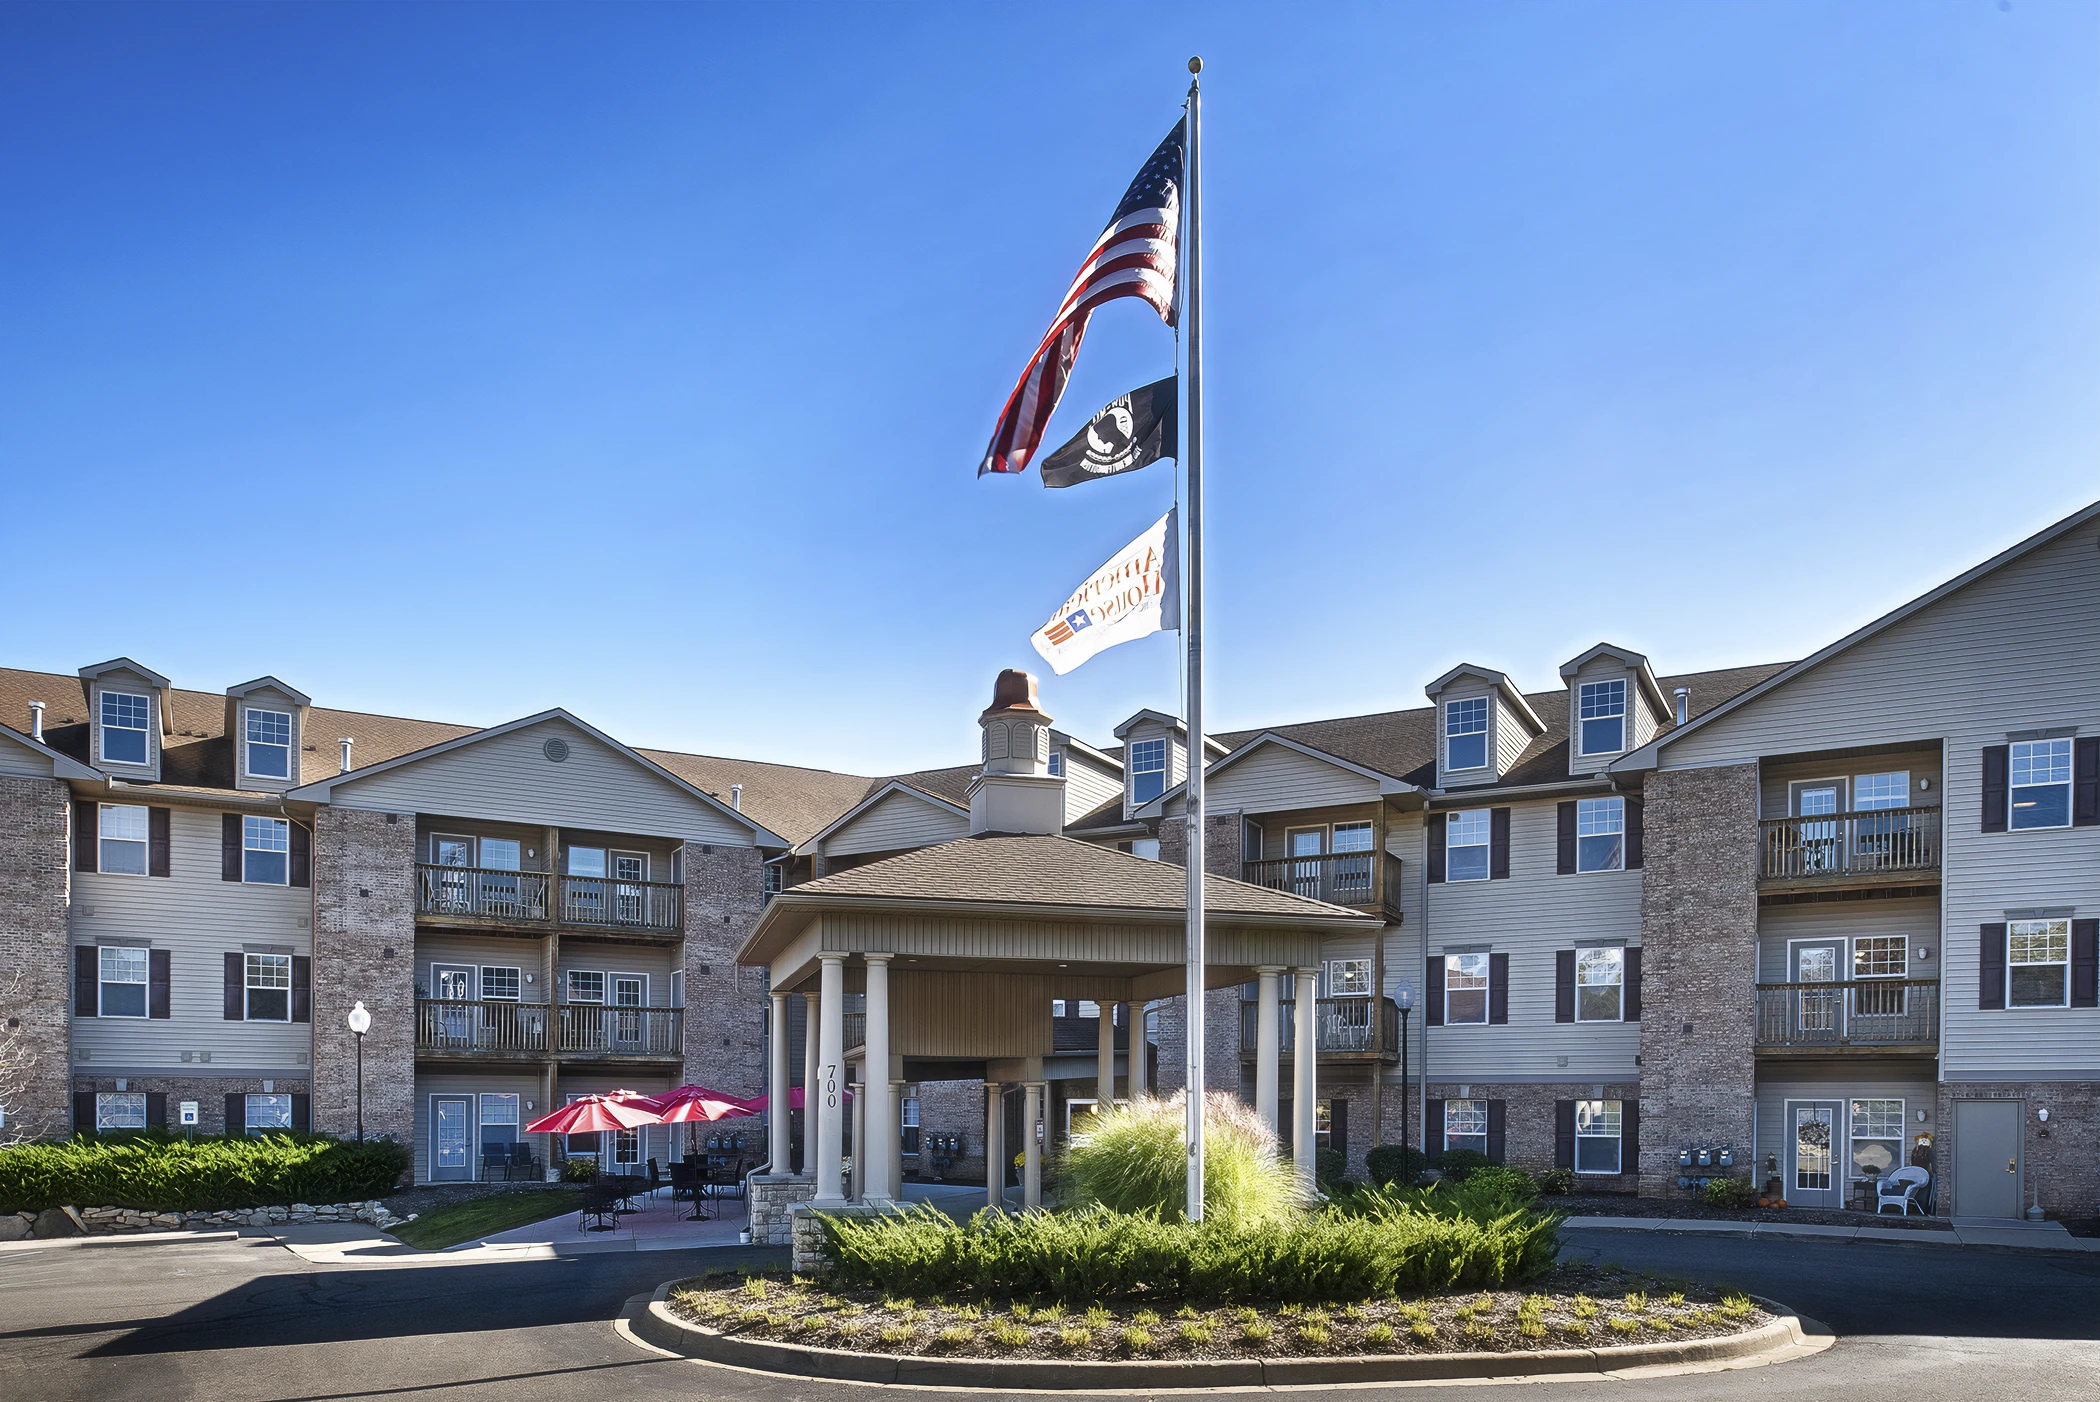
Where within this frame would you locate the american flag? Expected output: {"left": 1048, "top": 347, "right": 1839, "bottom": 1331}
{"left": 979, "top": 121, "right": 1185, "bottom": 477}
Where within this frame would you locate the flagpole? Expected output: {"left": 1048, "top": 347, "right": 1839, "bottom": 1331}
{"left": 1181, "top": 55, "right": 1206, "bottom": 1225}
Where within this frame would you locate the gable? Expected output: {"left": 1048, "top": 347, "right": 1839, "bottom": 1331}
{"left": 0, "top": 726, "right": 56, "bottom": 778}
{"left": 823, "top": 786, "right": 970, "bottom": 858}
{"left": 1194, "top": 739, "right": 1382, "bottom": 813}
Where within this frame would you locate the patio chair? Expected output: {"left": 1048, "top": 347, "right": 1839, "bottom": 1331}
{"left": 669, "top": 1161, "right": 708, "bottom": 1222}
{"left": 1876, "top": 1166, "right": 1930, "bottom": 1216}
{"left": 509, "top": 1141, "right": 541, "bottom": 1180}
{"left": 578, "top": 1181, "right": 619, "bottom": 1233}
{"left": 643, "top": 1159, "right": 664, "bottom": 1204}
{"left": 481, "top": 1146, "right": 510, "bottom": 1182}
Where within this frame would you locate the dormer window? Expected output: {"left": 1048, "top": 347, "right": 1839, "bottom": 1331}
{"left": 245, "top": 708, "right": 293, "bottom": 780}
{"left": 1130, "top": 738, "right": 1167, "bottom": 803}
{"left": 1577, "top": 680, "right": 1626, "bottom": 756}
{"left": 100, "top": 691, "right": 151, "bottom": 765}
{"left": 1445, "top": 698, "right": 1489, "bottom": 771}
{"left": 1047, "top": 751, "right": 1064, "bottom": 777}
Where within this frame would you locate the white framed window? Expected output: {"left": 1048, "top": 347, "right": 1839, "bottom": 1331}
{"left": 1129, "top": 739, "right": 1167, "bottom": 803}
{"left": 762, "top": 863, "right": 783, "bottom": 899}
{"left": 480, "top": 966, "right": 521, "bottom": 1001}
{"left": 1576, "top": 796, "right": 1625, "bottom": 873}
{"left": 1848, "top": 1099, "right": 1903, "bottom": 1185}
{"left": 2008, "top": 919, "right": 2070, "bottom": 1008}
{"left": 243, "top": 816, "right": 290, "bottom": 884}
{"left": 99, "top": 946, "right": 148, "bottom": 1018}
{"left": 100, "top": 690, "right": 151, "bottom": 765}
{"left": 902, "top": 1097, "right": 921, "bottom": 1154}
{"left": 610, "top": 1124, "right": 642, "bottom": 1167}
{"left": 1578, "top": 680, "right": 1626, "bottom": 755}
{"left": 246, "top": 954, "right": 291, "bottom": 1021}
{"left": 1575, "top": 1099, "right": 1622, "bottom": 1174}
{"left": 1331, "top": 821, "right": 1374, "bottom": 852}
{"left": 245, "top": 708, "right": 292, "bottom": 780}
{"left": 2010, "top": 739, "right": 2073, "bottom": 829}
{"left": 246, "top": 1093, "right": 293, "bottom": 1134}
{"left": 1325, "top": 958, "right": 1373, "bottom": 996}
{"left": 1314, "top": 1098, "right": 1334, "bottom": 1148}
{"left": 1445, "top": 698, "right": 1489, "bottom": 771}
{"left": 1446, "top": 809, "right": 1491, "bottom": 882}
{"left": 1047, "top": 751, "right": 1064, "bottom": 777}
{"left": 479, "top": 838, "right": 521, "bottom": 870}
{"left": 1852, "top": 935, "right": 1909, "bottom": 1015}
{"left": 1853, "top": 772, "right": 1910, "bottom": 810}
{"left": 567, "top": 970, "right": 605, "bottom": 1003}
{"left": 1443, "top": 1099, "right": 1488, "bottom": 1155}
{"left": 1444, "top": 952, "right": 1489, "bottom": 1025}
{"left": 480, "top": 1093, "right": 519, "bottom": 1148}
{"left": 96, "top": 1092, "right": 146, "bottom": 1130}
{"left": 1575, "top": 947, "right": 1624, "bottom": 1022}
{"left": 98, "top": 803, "right": 149, "bottom": 876}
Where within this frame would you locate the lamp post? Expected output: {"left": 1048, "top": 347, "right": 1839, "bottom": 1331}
{"left": 346, "top": 1001, "right": 372, "bottom": 1142}
{"left": 1393, "top": 982, "right": 1414, "bottom": 1163}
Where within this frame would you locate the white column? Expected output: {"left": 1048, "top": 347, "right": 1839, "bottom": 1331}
{"left": 1096, "top": 1003, "right": 1116, "bottom": 1111}
{"left": 767, "top": 990, "right": 790, "bottom": 1173}
{"left": 1255, "top": 966, "right": 1282, "bottom": 1136}
{"left": 890, "top": 1079, "right": 907, "bottom": 1196}
{"left": 1293, "top": 965, "right": 1319, "bottom": 1193}
{"left": 801, "top": 989, "right": 822, "bottom": 1175}
{"left": 1129, "top": 1003, "right": 1148, "bottom": 1096}
{"left": 985, "top": 1082, "right": 1006, "bottom": 1211}
{"left": 814, "top": 955, "right": 846, "bottom": 1204}
{"left": 1022, "top": 1082, "right": 1045, "bottom": 1209}
{"left": 849, "top": 1077, "right": 866, "bottom": 1201}
{"left": 862, "top": 954, "right": 893, "bottom": 1199}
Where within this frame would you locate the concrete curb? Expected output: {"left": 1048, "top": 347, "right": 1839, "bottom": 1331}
{"left": 0, "top": 1229, "right": 241, "bottom": 1253}
{"left": 1562, "top": 1215, "right": 2100, "bottom": 1253}
{"left": 625, "top": 1282, "right": 1829, "bottom": 1389}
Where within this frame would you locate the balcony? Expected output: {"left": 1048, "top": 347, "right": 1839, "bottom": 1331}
{"left": 414, "top": 864, "right": 684, "bottom": 936}
{"left": 414, "top": 999, "right": 683, "bottom": 1061}
{"left": 1754, "top": 980, "right": 1939, "bottom": 1054}
{"left": 1240, "top": 852, "right": 1405, "bottom": 921}
{"left": 1238, "top": 996, "right": 1399, "bottom": 1061}
{"left": 1757, "top": 807, "right": 1941, "bottom": 893}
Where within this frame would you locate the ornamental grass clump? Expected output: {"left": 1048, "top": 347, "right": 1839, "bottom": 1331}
{"left": 1059, "top": 1092, "right": 1307, "bottom": 1224}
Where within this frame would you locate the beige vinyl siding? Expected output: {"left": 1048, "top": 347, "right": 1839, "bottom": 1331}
{"left": 0, "top": 732, "right": 55, "bottom": 776}
{"left": 1754, "top": 1066, "right": 1935, "bottom": 1192}
{"left": 1631, "top": 679, "right": 1665, "bottom": 753}
{"left": 1122, "top": 718, "right": 1186, "bottom": 813}
{"left": 890, "top": 972, "right": 1056, "bottom": 1058}
{"left": 1759, "top": 897, "right": 1939, "bottom": 983}
{"left": 1494, "top": 694, "right": 1533, "bottom": 776}
{"left": 1760, "top": 750, "right": 1941, "bottom": 821}
{"left": 824, "top": 789, "right": 968, "bottom": 858}
{"left": 556, "top": 941, "right": 681, "bottom": 1006}
{"left": 1205, "top": 744, "right": 1383, "bottom": 816}
{"left": 1061, "top": 751, "right": 1122, "bottom": 823}
{"left": 1657, "top": 526, "right": 2100, "bottom": 1077}
{"left": 71, "top": 807, "right": 313, "bottom": 1072}
{"left": 325, "top": 717, "right": 751, "bottom": 846}
{"left": 1422, "top": 799, "right": 1642, "bottom": 1080}
{"left": 1382, "top": 812, "right": 1428, "bottom": 1083}
{"left": 418, "top": 934, "right": 553, "bottom": 1002}
{"left": 415, "top": 817, "right": 558, "bottom": 870}
{"left": 412, "top": 1069, "right": 544, "bottom": 1183}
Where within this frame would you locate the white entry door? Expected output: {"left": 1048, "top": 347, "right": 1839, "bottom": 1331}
{"left": 1790, "top": 941, "right": 1844, "bottom": 1039}
{"left": 432, "top": 1096, "right": 473, "bottom": 1182}
{"left": 432, "top": 965, "right": 475, "bottom": 1046}
{"left": 612, "top": 975, "right": 646, "bottom": 1050}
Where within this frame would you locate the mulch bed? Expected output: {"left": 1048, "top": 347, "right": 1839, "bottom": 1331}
{"left": 665, "top": 1262, "right": 1771, "bottom": 1361}
{"left": 1550, "top": 1193, "right": 1952, "bottom": 1232}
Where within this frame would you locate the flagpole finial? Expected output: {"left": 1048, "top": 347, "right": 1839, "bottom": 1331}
{"left": 1187, "top": 56, "right": 1202, "bottom": 75}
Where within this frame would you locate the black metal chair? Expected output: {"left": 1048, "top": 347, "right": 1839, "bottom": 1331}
{"left": 669, "top": 1161, "right": 708, "bottom": 1221}
{"left": 578, "top": 1180, "right": 619, "bottom": 1232}
{"left": 509, "top": 1141, "right": 541, "bottom": 1180}
{"left": 481, "top": 1145, "right": 511, "bottom": 1182}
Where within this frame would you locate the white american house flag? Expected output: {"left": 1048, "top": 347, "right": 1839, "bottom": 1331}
{"left": 979, "top": 122, "right": 1184, "bottom": 477}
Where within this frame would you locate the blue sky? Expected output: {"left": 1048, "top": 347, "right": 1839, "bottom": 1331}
{"left": 2, "top": 1, "right": 2094, "bottom": 775}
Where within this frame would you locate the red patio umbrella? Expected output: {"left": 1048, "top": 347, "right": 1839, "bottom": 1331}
{"left": 655, "top": 1085, "right": 759, "bottom": 1124}
{"left": 523, "top": 1093, "right": 664, "bottom": 1136}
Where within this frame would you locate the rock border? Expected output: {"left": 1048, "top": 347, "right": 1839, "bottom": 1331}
{"left": 624, "top": 1282, "right": 1832, "bottom": 1389}
{"left": 1, "top": 1200, "right": 402, "bottom": 1242}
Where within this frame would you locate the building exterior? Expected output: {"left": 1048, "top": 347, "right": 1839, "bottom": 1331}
{"left": 0, "top": 498, "right": 2093, "bottom": 1221}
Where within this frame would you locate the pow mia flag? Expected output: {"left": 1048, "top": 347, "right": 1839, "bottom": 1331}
{"left": 1039, "top": 376, "right": 1177, "bottom": 489}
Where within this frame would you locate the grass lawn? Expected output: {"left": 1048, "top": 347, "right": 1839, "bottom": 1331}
{"left": 390, "top": 1188, "right": 584, "bottom": 1251}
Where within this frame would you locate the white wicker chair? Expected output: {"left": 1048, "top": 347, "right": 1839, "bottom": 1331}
{"left": 1876, "top": 1165, "right": 1930, "bottom": 1216}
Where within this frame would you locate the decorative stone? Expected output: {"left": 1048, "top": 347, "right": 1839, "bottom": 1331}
{"left": 31, "top": 1209, "right": 82, "bottom": 1239}
{"left": 0, "top": 1217, "right": 31, "bottom": 1241}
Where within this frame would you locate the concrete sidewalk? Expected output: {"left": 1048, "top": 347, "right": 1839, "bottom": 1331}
{"left": 1565, "top": 1213, "right": 2098, "bottom": 1252}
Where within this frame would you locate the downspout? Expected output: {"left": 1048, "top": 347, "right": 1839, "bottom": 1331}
{"left": 1419, "top": 793, "right": 1435, "bottom": 1161}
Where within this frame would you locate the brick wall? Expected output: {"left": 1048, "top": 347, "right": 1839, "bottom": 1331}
{"left": 1937, "top": 1081, "right": 2100, "bottom": 1220}
{"left": 72, "top": 1075, "right": 311, "bottom": 1135}
{"left": 909, "top": 1076, "right": 989, "bottom": 1185}
{"left": 311, "top": 808, "right": 416, "bottom": 1147}
{"left": 1153, "top": 809, "right": 1247, "bottom": 1099}
{"left": 0, "top": 776, "right": 71, "bottom": 1142}
{"left": 680, "top": 842, "right": 766, "bottom": 1101}
{"left": 1426, "top": 1078, "right": 1641, "bottom": 1194}
{"left": 1635, "top": 763, "right": 1760, "bottom": 1198}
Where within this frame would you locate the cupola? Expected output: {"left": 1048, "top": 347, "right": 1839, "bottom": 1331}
{"left": 967, "top": 669, "right": 1065, "bottom": 835}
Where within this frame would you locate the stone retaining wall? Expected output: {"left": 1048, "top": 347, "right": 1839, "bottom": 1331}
{"left": 748, "top": 1173, "right": 817, "bottom": 1245}
{"left": 0, "top": 1198, "right": 402, "bottom": 1241}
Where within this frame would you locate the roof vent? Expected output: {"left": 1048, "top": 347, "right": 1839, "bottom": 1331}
{"left": 338, "top": 737, "right": 354, "bottom": 774}
{"left": 543, "top": 738, "right": 570, "bottom": 764}
{"left": 730, "top": 784, "right": 743, "bottom": 811}
{"left": 28, "top": 701, "right": 44, "bottom": 743}
{"left": 1673, "top": 687, "right": 1689, "bottom": 726}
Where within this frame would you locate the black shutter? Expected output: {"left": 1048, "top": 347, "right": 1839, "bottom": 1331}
{"left": 1489, "top": 953, "right": 1509, "bottom": 1024}
{"left": 224, "top": 1094, "right": 245, "bottom": 1137}
{"left": 1330, "top": 1097, "right": 1348, "bottom": 1158}
{"left": 1485, "top": 1099, "right": 1505, "bottom": 1165}
{"left": 74, "top": 800, "right": 98, "bottom": 872}
{"left": 1426, "top": 955, "right": 1444, "bottom": 1026}
{"left": 2075, "top": 738, "right": 2099, "bottom": 827}
{"left": 289, "top": 822, "right": 311, "bottom": 888}
{"left": 146, "top": 1092, "right": 167, "bottom": 1129}
{"left": 292, "top": 1094, "right": 311, "bottom": 1133}
{"left": 1555, "top": 950, "right": 1575, "bottom": 1022}
{"left": 2072, "top": 919, "right": 2098, "bottom": 1010}
{"left": 74, "top": 1092, "right": 96, "bottom": 1134}
{"left": 1979, "top": 923, "right": 2007, "bottom": 1010}
{"left": 291, "top": 956, "right": 311, "bottom": 1023}
{"left": 75, "top": 945, "right": 98, "bottom": 1017}
{"left": 1426, "top": 813, "right": 1447, "bottom": 883}
{"left": 1981, "top": 746, "right": 2009, "bottom": 833}
{"left": 222, "top": 814, "right": 243, "bottom": 881}
{"left": 149, "top": 950, "right": 171, "bottom": 1019}
{"left": 1556, "top": 801, "right": 1578, "bottom": 874}
{"left": 1624, "top": 946, "right": 1642, "bottom": 1021}
{"left": 1426, "top": 1099, "right": 1445, "bottom": 1164}
{"left": 1622, "top": 1099, "right": 1640, "bottom": 1177}
{"left": 148, "top": 807, "right": 171, "bottom": 877}
{"left": 1554, "top": 1100, "right": 1575, "bottom": 1169}
{"left": 1626, "top": 796, "right": 1644, "bottom": 869}
{"left": 1489, "top": 808, "right": 1511, "bottom": 880}
{"left": 224, "top": 953, "right": 245, "bottom": 1021}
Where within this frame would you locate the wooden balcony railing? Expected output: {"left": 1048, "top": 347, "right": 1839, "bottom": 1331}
{"left": 1754, "top": 980, "right": 1939, "bottom": 1050}
{"left": 1240, "top": 852, "right": 1404, "bottom": 917}
{"left": 415, "top": 863, "right": 684, "bottom": 934}
{"left": 414, "top": 999, "right": 682, "bottom": 1058}
{"left": 1238, "top": 996, "right": 1399, "bottom": 1057}
{"left": 1757, "top": 806, "right": 1941, "bottom": 884}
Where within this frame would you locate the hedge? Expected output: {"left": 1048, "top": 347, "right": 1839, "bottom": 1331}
{"left": 0, "top": 1132, "right": 411, "bottom": 1213}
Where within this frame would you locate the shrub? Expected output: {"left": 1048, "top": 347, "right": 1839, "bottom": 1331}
{"left": 1059, "top": 1092, "right": 1307, "bottom": 1224}
{"left": 561, "top": 1156, "right": 599, "bottom": 1183}
{"left": 1434, "top": 1149, "right": 1493, "bottom": 1184}
{"left": 1533, "top": 1167, "right": 1575, "bottom": 1196}
{"left": 1314, "top": 1147, "right": 1349, "bottom": 1191}
{"left": 0, "top": 1131, "right": 410, "bottom": 1213}
{"left": 1699, "top": 1177, "right": 1760, "bottom": 1209}
{"left": 815, "top": 1197, "right": 1559, "bottom": 1304}
{"left": 1365, "top": 1143, "right": 1427, "bottom": 1190}
{"left": 1463, "top": 1167, "right": 1539, "bottom": 1205}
